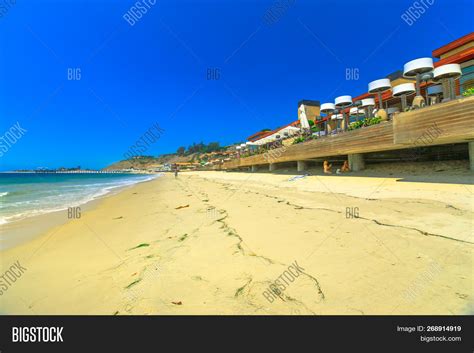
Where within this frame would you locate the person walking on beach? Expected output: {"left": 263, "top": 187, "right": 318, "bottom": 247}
{"left": 174, "top": 167, "right": 179, "bottom": 178}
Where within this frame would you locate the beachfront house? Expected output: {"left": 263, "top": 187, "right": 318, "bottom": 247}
{"left": 220, "top": 33, "right": 474, "bottom": 172}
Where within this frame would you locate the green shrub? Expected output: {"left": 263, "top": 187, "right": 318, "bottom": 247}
{"left": 364, "top": 116, "right": 382, "bottom": 126}
{"left": 463, "top": 87, "right": 474, "bottom": 97}
{"left": 348, "top": 117, "right": 381, "bottom": 131}
{"left": 292, "top": 137, "right": 305, "bottom": 144}
{"left": 348, "top": 120, "right": 364, "bottom": 131}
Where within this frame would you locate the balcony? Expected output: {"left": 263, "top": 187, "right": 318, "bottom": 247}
{"left": 222, "top": 96, "right": 474, "bottom": 170}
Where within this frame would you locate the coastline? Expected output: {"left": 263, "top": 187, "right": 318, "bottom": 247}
{"left": 0, "top": 168, "right": 472, "bottom": 315}
{"left": 0, "top": 174, "right": 161, "bottom": 250}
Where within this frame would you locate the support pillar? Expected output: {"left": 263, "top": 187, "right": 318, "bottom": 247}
{"left": 469, "top": 142, "right": 474, "bottom": 171}
{"left": 297, "top": 161, "right": 308, "bottom": 172}
{"left": 251, "top": 165, "right": 258, "bottom": 172}
{"left": 269, "top": 163, "right": 276, "bottom": 172}
{"left": 348, "top": 153, "right": 365, "bottom": 171}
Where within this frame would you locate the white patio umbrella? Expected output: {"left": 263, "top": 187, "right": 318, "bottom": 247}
{"left": 278, "top": 126, "right": 300, "bottom": 137}
{"left": 298, "top": 104, "right": 310, "bottom": 130}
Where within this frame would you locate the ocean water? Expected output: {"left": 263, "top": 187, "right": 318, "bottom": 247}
{"left": 0, "top": 173, "right": 159, "bottom": 224}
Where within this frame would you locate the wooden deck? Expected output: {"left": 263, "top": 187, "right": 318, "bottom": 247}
{"left": 222, "top": 96, "right": 474, "bottom": 169}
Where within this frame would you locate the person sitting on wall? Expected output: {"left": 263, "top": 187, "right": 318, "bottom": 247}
{"left": 341, "top": 160, "right": 350, "bottom": 173}
{"left": 323, "top": 160, "right": 332, "bottom": 174}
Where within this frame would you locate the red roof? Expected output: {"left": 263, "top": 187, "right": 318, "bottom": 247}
{"left": 432, "top": 32, "right": 474, "bottom": 58}
{"left": 247, "top": 130, "right": 271, "bottom": 141}
{"left": 434, "top": 47, "right": 474, "bottom": 67}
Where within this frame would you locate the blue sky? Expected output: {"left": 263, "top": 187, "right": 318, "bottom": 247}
{"left": 0, "top": 0, "right": 472, "bottom": 170}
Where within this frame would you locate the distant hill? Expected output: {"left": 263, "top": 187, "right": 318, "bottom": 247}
{"left": 103, "top": 141, "right": 232, "bottom": 171}
{"left": 103, "top": 153, "right": 199, "bottom": 171}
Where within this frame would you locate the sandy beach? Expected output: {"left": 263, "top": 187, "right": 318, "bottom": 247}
{"left": 0, "top": 165, "right": 472, "bottom": 315}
